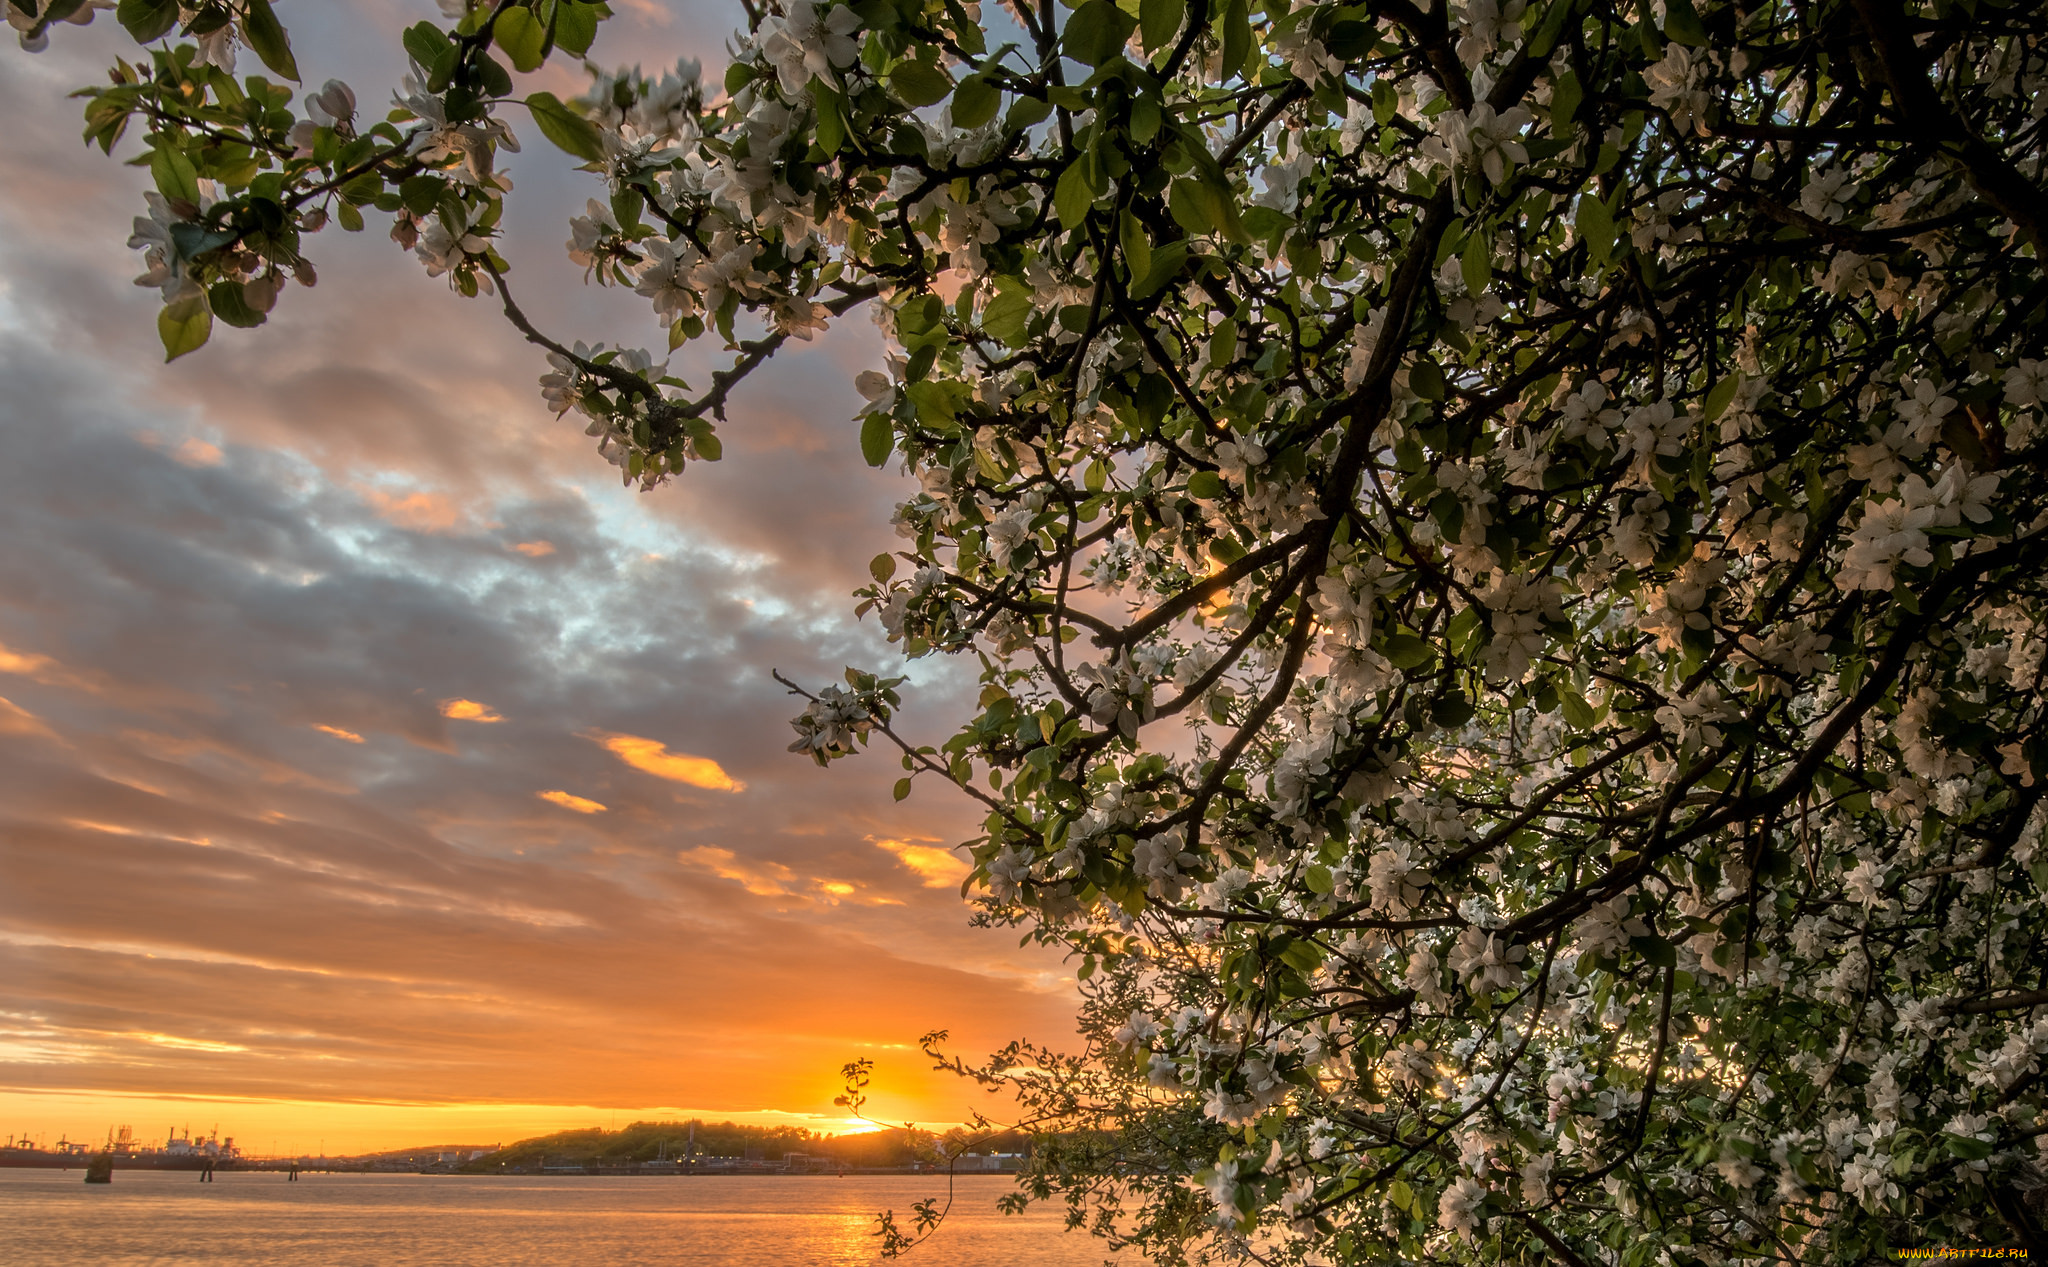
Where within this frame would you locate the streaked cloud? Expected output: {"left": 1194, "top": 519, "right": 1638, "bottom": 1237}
{"left": 600, "top": 733, "right": 745, "bottom": 792}
{"left": 676, "top": 845, "right": 795, "bottom": 897}
{"left": 0, "top": 0, "right": 1078, "bottom": 1156}
{"left": 537, "top": 789, "right": 606, "bottom": 814}
{"left": 0, "top": 643, "right": 57, "bottom": 677}
{"left": 0, "top": 696, "right": 53, "bottom": 738}
{"left": 126, "top": 1032, "right": 249, "bottom": 1054}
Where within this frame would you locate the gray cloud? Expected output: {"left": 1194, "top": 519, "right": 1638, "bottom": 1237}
{"left": 0, "top": 2, "right": 1066, "bottom": 1137}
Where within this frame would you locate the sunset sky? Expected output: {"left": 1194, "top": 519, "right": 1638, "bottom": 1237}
{"left": 0, "top": 0, "right": 1079, "bottom": 1155}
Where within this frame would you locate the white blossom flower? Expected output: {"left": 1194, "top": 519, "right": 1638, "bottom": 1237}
{"left": 1798, "top": 166, "right": 1858, "bottom": 222}
{"left": 755, "top": 0, "right": 863, "bottom": 95}
{"left": 1437, "top": 1175, "right": 1488, "bottom": 1240}
{"left": 2005, "top": 357, "right": 2048, "bottom": 408}
{"left": 1837, "top": 495, "right": 1937, "bottom": 591}
{"left": 1424, "top": 103, "right": 1533, "bottom": 183}
{"left": 1840, "top": 1150, "right": 1898, "bottom": 1208}
{"left": 1645, "top": 44, "right": 1710, "bottom": 134}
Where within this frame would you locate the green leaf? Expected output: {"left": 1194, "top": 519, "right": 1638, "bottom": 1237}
{"left": 860, "top": 411, "right": 894, "bottom": 467}
{"left": 1055, "top": 159, "right": 1096, "bottom": 230}
{"left": 1131, "top": 239, "right": 1189, "bottom": 298}
{"left": 149, "top": 144, "right": 200, "bottom": 204}
{"left": 1138, "top": 0, "right": 1183, "bottom": 52}
{"left": 893, "top": 777, "right": 912, "bottom": 801}
{"left": 905, "top": 379, "right": 961, "bottom": 425}
{"left": 1186, "top": 470, "right": 1225, "bottom": 499}
{"left": 951, "top": 74, "right": 1000, "bottom": 129}
{"left": 1388, "top": 1179, "right": 1414, "bottom": 1214}
{"left": 1663, "top": 0, "right": 1707, "bottom": 45}
{"left": 810, "top": 79, "right": 847, "bottom": 155}
{"left": 1168, "top": 179, "right": 1210, "bottom": 237}
{"left": 1129, "top": 96, "right": 1162, "bottom": 145}
{"left": 1632, "top": 934, "right": 1679, "bottom": 968}
{"left": 981, "top": 280, "right": 1033, "bottom": 345}
{"left": 403, "top": 20, "right": 453, "bottom": 68}
{"left": 525, "top": 91, "right": 605, "bottom": 162}
{"left": 1382, "top": 634, "right": 1433, "bottom": 669}
{"left": 1549, "top": 70, "right": 1582, "bottom": 129}
{"left": 1304, "top": 864, "right": 1333, "bottom": 895}
{"left": 1168, "top": 174, "right": 1248, "bottom": 244}
{"left": 870, "top": 553, "right": 898, "bottom": 584}
{"left": 888, "top": 58, "right": 954, "bottom": 107}
{"left": 1703, "top": 374, "right": 1740, "bottom": 421}
{"left": 240, "top": 0, "right": 300, "bottom": 82}
{"left": 1578, "top": 194, "right": 1615, "bottom": 264}
{"left": 1119, "top": 210, "right": 1151, "bottom": 281}
{"left": 1408, "top": 358, "right": 1446, "bottom": 401}
{"left": 1560, "top": 689, "right": 1596, "bottom": 729}
{"left": 1062, "top": 0, "right": 1138, "bottom": 66}
{"left": 475, "top": 51, "right": 514, "bottom": 97}
{"left": 399, "top": 173, "right": 445, "bottom": 215}
{"left": 158, "top": 298, "right": 213, "bottom": 362}
{"left": 552, "top": 0, "right": 599, "bottom": 55}
{"left": 1325, "top": 19, "right": 1373, "bottom": 59}
{"left": 692, "top": 429, "right": 722, "bottom": 461}
{"left": 1460, "top": 232, "right": 1491, "bottom": 296}
{"left": 493, "top": 4, "right": 548, "bottom": 72}
{"left": 1431, "top": 694, "right": 1475, "bottom": 728}
{"left": 1216, "top": 0, "right": 1249, "bottom": 77}
{"left": 1006, "top": 95, "right": 1052, "bottom": 134}
{"left": 115, "top": 0, "right": 178, "bottom": 42}
{"left": 207, "top": 281, "right": 266, "bottom": 329}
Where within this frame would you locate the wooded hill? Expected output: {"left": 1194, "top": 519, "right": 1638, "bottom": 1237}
{"left": 462, "top": 1120, "right": 1032, "bottom": 1171}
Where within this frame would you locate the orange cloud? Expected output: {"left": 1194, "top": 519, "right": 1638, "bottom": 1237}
{"left": 0, "top": 695, "right": 54, "bottom": 738}
{"left": 538, "top": 789, "right": 607, "bottom": 814}
{"left": 510, "top": 540, "right": 555, "bottom": 558}
{"left": 676, "top": 845, "right": 792, "bottom": 896}
{"left": 365, "top": 489, "right": 462, "bottom": 533}
{"left": 125, "top": 1031, "right": 248, "bottom": 1054}
{"left": 873, "top": 838, "right": 971, "bottom": 888}
{"left": 172, "top": 438, "right": 224, "bottom": 467}
{"left": 440, "top": 699, "right": 503, "bottom": 723}
{"left": 0, "top": 642, "right": 57, "bottom": 677}
{"left": 599, "top": 734, "right": 744, "bottom": 792}
{"left": 312, "top": 724, "right": 364, "bottom": 743}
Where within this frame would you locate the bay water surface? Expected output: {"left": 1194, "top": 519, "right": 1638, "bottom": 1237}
{"left": 0, "top": 1169, "right": 1130, "bottom": 1265}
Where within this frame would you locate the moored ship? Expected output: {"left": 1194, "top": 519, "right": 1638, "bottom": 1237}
{"left": 1, "top": 1126, "right": 240, "bottom": 1172}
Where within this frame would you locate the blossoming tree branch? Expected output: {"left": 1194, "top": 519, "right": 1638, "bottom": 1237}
{"left": 16, "top": 0, "right": 2048, "bottom": 1257}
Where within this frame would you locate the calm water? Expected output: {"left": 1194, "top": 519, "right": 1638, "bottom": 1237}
{"left": 0, "top": 1169, "right": 1131, "bottom": 1265}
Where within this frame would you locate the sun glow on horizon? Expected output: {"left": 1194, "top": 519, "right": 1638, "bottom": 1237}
{"left": 0, "top": 1090, "right": 952, "bottom": 1156}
